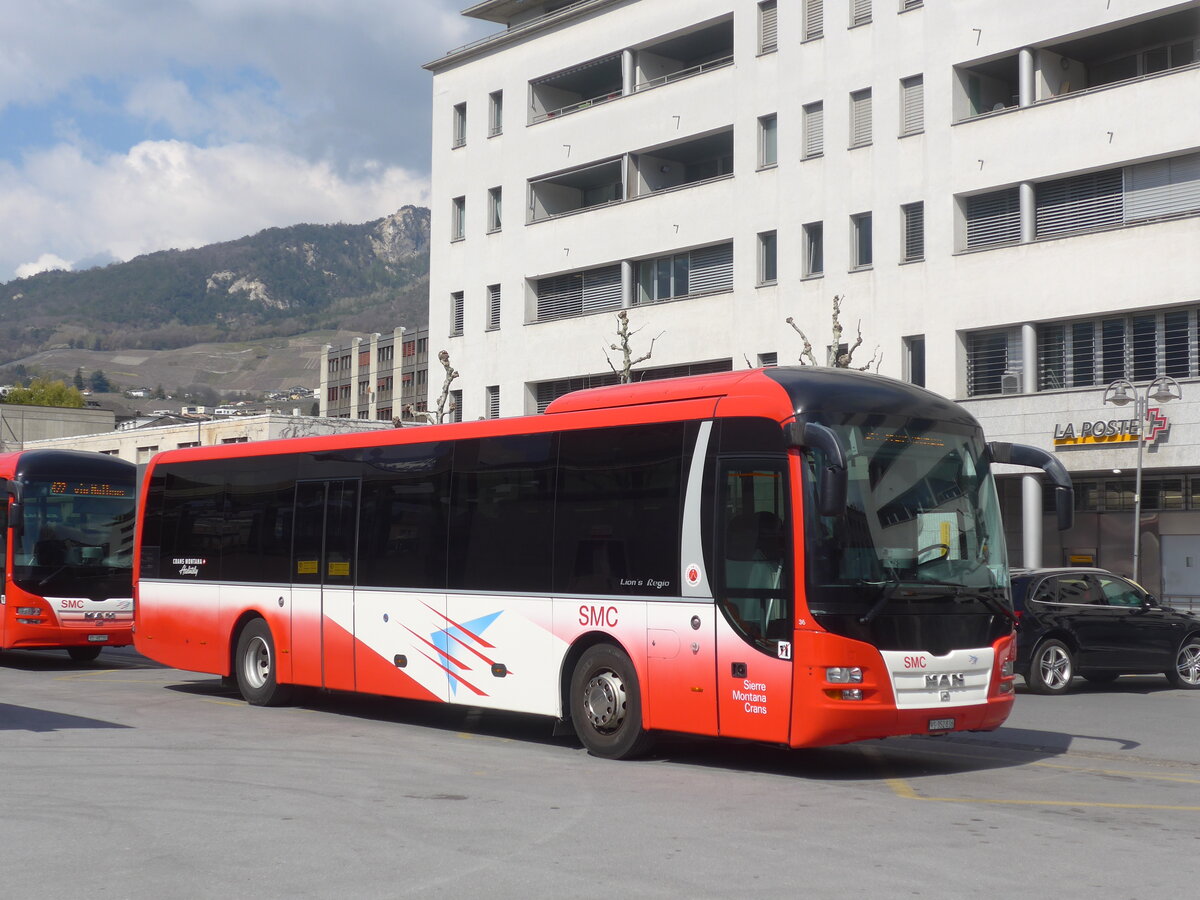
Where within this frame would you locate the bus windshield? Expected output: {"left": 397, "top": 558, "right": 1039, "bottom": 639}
{"left": 804, "top": 415, "right": 1007, "bottom": 614}
{"left": 12, "top": 477, "right": 136, "bottom": 597}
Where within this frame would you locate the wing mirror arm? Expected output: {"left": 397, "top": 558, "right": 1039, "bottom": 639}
{"left": 786, "top": 422, "right": 848, "bottom": 517}
{"left": 988, "top": 441, "right": 1074, "bottom": 531}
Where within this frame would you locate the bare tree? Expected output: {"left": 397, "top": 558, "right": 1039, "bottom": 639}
{"left": 604, "top": 310, "right": 663, "bottom": 384}
{"left": 433, "top": 349, "right": 459, "bottom": 423}
{"left": 785, "top": 294, "right": 882, "bottom": 371}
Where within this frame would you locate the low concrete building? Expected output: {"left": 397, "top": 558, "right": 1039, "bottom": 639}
{"left": 0, "top": 404, "right": 117, "bottom": 450}
{"left": 22, "top": 413, "right": 397, "bottom": 464}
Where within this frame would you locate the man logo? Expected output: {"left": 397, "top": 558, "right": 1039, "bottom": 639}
{"left": 925, "top": 673, "right": 965, "bottom": 689}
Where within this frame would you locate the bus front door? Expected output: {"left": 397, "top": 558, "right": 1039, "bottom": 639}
{"left": 713, "top": 458, "right": 794, "bottom": 743}
{"left": 291, "top": 479, "right": 359, "bottom": 692}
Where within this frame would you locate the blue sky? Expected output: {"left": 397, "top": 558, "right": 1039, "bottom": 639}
{"left": 0, "top": 0, "right": 492, "bottom": 282}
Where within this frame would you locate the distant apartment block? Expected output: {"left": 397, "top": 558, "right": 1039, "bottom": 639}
{"left": 318, "top": 327, "right": 430, "bottom": 421}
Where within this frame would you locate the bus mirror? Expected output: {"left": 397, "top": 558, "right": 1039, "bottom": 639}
{"left": 987, "top": 441, "right": 1074, "bottom": 531}
{"left": 786, "top": 421, "right": 848, "bottom": 517}
{"left": 7, "top": 501, "right": 21, "bottom": 538}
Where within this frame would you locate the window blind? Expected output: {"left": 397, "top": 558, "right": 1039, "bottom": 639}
{"left": 803, "top": 103, "right": 824, "bottom": 157}
{"left": 1035, "top": 170, "right": 1124, "bottom": 238}
{"left": 850, "top": 89, "right": 872, "bottom": 147}
{"left": 965, "top": 188, "right": 1020, "bottom": 248}
{"left": 900, "top": 75, "right": 923, "bottom": 135}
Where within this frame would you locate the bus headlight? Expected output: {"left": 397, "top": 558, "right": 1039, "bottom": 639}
{"left": 826, "top": 667, "right": 863, "bottom": 683}
{"left": 840, "top": 689, "right": 864, "bottom": 700}
{"left": 16, "top": 607, "right": 42, "bottom": 616}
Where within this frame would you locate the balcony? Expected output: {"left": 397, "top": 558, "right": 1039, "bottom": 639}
{"left": 954, "top": 7, "right": 1199, "bottom": 122}
{"left": 528, "top": 16, "right": 733, "bottom": 124}
{"left": 527, "top": 128, "right": 733, "bottom": 223}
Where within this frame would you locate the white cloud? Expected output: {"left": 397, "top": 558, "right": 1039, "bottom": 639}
{"left": 1, "top": 139, "right": 429, "bottom": 280}
{"left": 0, "top": 1, "right": 492, "bottom": 281}
{"left": 15, "top": 253, "right": 72, "bottom": 279}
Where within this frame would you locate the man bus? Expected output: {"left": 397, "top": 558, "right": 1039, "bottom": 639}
{"left": 1, "top": 449, "right": 137, "bottom": 661}
{"left": 134, "top": 367, "right": 1070, "bottom": 758}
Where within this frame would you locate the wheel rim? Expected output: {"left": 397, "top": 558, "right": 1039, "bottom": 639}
{"left": 242, "top": 635, "right": 271, "bottom": 690}
{"left": 1177, "top": 644, "right": 1200, "bottom": 686}
{"left": 1039, "top": 645, "right": 1071, "bottom": 690}
{"left": 582, "top": 668, "right": 627, "bottom": 734}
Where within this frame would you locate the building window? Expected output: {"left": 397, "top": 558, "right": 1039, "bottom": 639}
{"left": 327, "top": 386, "right": 338, "bottom": 401}
{"left": 450, "top": 389, "right": 463, "bottom": 423}
{"left": 489, "top": 90, "right": 503, "bottom": 136}
{"left": 804, "top": 0, "right": 824, "bottom": 40}
{"left": 402, "top": 340, "right": 415, "bottom": 357}
{"left": 358, "top": 380, "right": 370, "bottom": 397}
{"left": 900, "top": 0, "right": 923, "bottom": 9}
{"left": 904, "top": 336, "right": 926, "bottom": 387}
{"left": 379, "top": 345, "right": 394, "bottom": 362}
{"left": 802, "top": 102, "right": 824, "bottom": 158}
{"left": 850, "top": 213, "right": 873, "bottom": 269}
{"left": 221, "top": 437, "right": 249, "bottom": 444}
{"left": 964, "top": 187, "right": 1020, "bottom": 249}
{"left": 486, "top": 385, "right": 501, "bottom": 419}
{"left": 1037, "top": 309, "right": 1198, "bottom": 391}
{"left": 487, "top": 186, "right": 502, "bottom": 232}
{"left": 451, "top": 291, "right": 464, "bottom": 336}
{"left": 136, "top": 445, "right": 159, "bottom": 464}
{"left": 451, "top": 196, "right": 465, "bottom": 241}
{"left": 1036, "top": 170, "right": 1123, "bottom": 239}
{"left": 487, "top": 283, "right": 501, "bottom": 331}
{"left": 452, "top": 102, "right": 466, "bottom": 148}
{"left": 636, "top": 242, "right": 734, "bottom": 305}
{"left": 803, "top": 222, "right": 824, "bottom": 276}
{"left": 537, "top": 264, "right": 623, "bottom": 321}
{"left": 758, "top": 352, "right": 778, "bottom": 367}
{"left": 850, "top": 0, "right": 872, "bottom": 27}
{"left": 901, "top": 202, "right": 924, "bottom": 262}
{"left": 849, "top": 88, "right": 872, "bottom": 148}
{"left": 900, "top": 74, "right": 923, "bottom": 135}
{"left": 758, "top": 231, "right": 778, "bottom": 284}
{"left": 966, "top": 329, "right": 1021, "bottom": 397}
{"left": 358, "top": 350, "right": 370, "bottom": 368}
{"left": 758, "top": 114, "right": 778, "bottom": 168}
{"left": 759, "top": 1, "right": 778, "bottom": 53}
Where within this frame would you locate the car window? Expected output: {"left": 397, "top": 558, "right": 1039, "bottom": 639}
{"left": 1056, "top": 576, "right": 1099, "bottom": 605}
{"left": 1095, "top": 575, "right": 1144, "bottom": 608}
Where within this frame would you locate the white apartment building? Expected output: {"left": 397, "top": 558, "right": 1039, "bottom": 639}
{"left": 425, "top": 0, "right": 1200, "bottom": 599}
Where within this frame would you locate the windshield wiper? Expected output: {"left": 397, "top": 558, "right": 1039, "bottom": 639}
{"left": 963, "top": 587, "right": 1019, "bottom": 627}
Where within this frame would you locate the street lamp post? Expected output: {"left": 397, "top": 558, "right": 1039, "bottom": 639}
{"left": 1103, "top": 375, "right": 1183, "bottom": 583}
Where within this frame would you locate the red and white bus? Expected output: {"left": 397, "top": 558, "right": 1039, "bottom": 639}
{"left": 133, "top": 367, "right": 1071, "bottom": 758}
{"left": 1, "top": 449, "right": 137, "bottom": 661}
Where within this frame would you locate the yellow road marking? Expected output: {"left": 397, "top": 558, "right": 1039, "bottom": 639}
{"left": 199, "top": 698, "right": 245, "bottom": 707}
{"left": 865, "top": 747, "right": 1200, "bottom": 811}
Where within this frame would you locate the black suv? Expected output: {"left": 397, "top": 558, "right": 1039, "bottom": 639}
{"left": 1010, "top": 567, "right": 1200, "bottom": 694}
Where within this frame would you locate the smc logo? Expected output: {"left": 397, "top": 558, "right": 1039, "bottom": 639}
{"left": 61, "top": 599, "right": 85, "bottom": 609}
{"left": 903, "top": 655, "right": 928, "bottom": 669}
{"left": 579, "top": 605, "right": 618, "bottom": 628}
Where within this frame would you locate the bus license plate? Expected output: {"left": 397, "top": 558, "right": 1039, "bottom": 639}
{"left": 87, "top": 634, "right": 109, "bottom": 642}
{"left": 928, "top": 718, "right": 955, "bottom": 731}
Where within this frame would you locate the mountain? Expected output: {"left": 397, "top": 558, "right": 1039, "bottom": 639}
{"left": 0, "top": 206, "right": 431, "bottom": 367}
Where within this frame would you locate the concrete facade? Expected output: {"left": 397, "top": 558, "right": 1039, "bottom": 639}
{"left": 0, "top": 404, "right": 116, "bottom": 450}
{"left": 426, "top": 0, "right": 1200, "bottom": 599}
{"left": 22, "top": 414, "right": 395, "bottom": 464}
{"left": 318, "top": 326, "right": 432, "bottom": 421}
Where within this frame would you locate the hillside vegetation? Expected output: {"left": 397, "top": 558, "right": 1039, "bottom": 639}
{"left": 0, "top": 206, "right": 431, "bottom": 366}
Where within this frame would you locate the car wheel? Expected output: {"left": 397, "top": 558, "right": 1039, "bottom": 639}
{"left": 569, "top": 644, "right": 654, "bottom": 760}
{"left": 67, "top": 646, "right": 102, "bottom": 662}
{"left": 234, "top": 619, "right": 293, "bottom": 706}
{"left": 1081, "top": 672, "right": 1119, "bottom": 684}
{"left": 1027, "top": 639, "right": 1074, "bottom": 695}
{"left": 1165, "top": 636, "right": 1200, "bottom": 689}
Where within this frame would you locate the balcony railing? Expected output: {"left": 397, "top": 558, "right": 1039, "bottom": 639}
{"left": 532, "top": 90, "right": 623, "bottom": 124}
{"left": 635, "top": 54, "right": 734, "bottom": 92}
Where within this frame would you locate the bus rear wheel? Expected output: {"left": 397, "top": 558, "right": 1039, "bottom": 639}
{"left": 67, "top": 646, "right": 102, "bottom": 662}
{"left": 569, "top": 644, "right": 653, "bottom": 760}
{"left": 234, "top": 619, "right": 293, "bottom": 707}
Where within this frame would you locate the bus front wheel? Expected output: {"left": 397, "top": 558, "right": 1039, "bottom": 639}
{"left": 234, "top": 619, "right": 293, "bottom": 707}
{"left": 569, "top": 644, "right": 654, "bottom": 760}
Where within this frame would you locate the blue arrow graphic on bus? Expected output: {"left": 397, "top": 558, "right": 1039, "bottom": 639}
{"left": 431, "top": 609, "right": 503, "bottom": 696}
